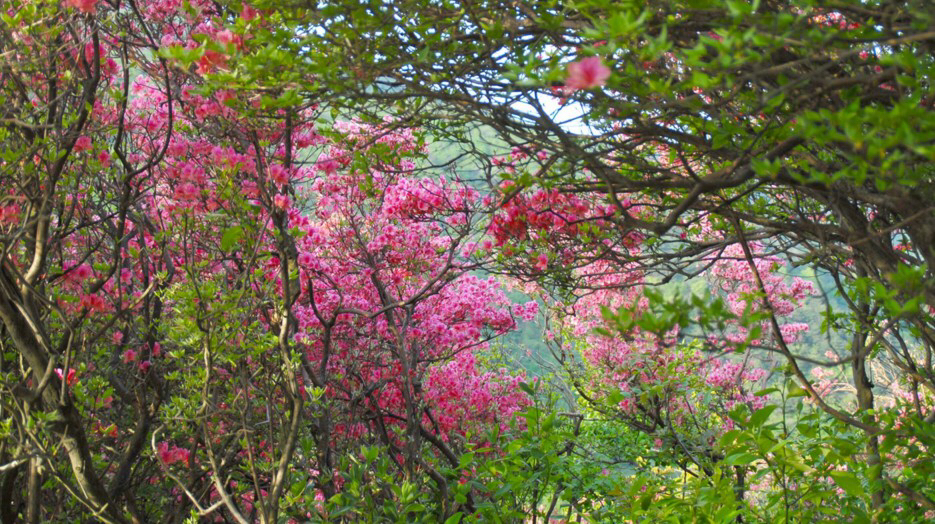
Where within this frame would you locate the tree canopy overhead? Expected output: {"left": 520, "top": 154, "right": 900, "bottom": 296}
{"left": 297, "top": 0, "right": 935, "bottom": 482}
{"left": 296, "top": 0, "right": 935, "bottom": 274}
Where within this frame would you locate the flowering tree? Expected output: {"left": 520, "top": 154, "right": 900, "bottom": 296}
{"left": 250, "top": 0, "right": 935, "bottom": 518}
{"left": 0, "top": 1, "right": 535, "bottom": 522}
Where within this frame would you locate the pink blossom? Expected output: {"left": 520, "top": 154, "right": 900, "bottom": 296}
{"left": 79, "top": 294, "right": 109, "bottom": 313}
{"left": 73, "top": 136, "right": 92, "bottom": 152}
{"left": 269, "top": 164, "right": 289, "bottom": 185}
{"left": 66, "top": 263, "right": 93, "bottom": 283}
{"left": 273, "top": 194, "right": 290, "bottom": 210}
{"left": 122, "top": 349, "right": 138, "bottom": 363}
{"left": 174, "top": 182, "right": 200, "bottom": 201}
{"left": 316, "top": 158, "right": 340, "bottom": 175}
{"left": 157, "top": 442, "right": 191, "bottom": 466}
{"left": 241, "top": 3, "right": 260, "bottom": 21}
{"left": 64, "top": 0, "right": 96, "bottom": 14}
{"left": 565, "top": 57, "right": 611, "bottom": 90}
{"left": 216, "top": 30, "right": 236, "bottom": 46}
{"left": 534, "top": 253, "right": 549, "bottom": 271}
{"left": 0, "top": 203, "right": 21, "bottom": 225}
{"left": 55, "top": 368, "right": 78, "bottom": 386}
{"left": 196, "top": 50, "right": 227, "bottom": 74}
{"left": 83, "top": 43, "right": 102, "bottom": 64}
{"left": 513, "top": 300, "right": 539, "bottom": 321}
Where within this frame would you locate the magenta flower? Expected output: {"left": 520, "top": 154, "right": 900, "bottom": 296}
{"left": 241, "top": 3, "right": 260, "bottom": 21}
{"left": 297, "top": 252, "right": 314, "bottom": 267}
{"left": 565, "top": 57, "right": 611, "bottom": 90}
{"left": 157, "top": 442, "right": 191, "bottom": 466}
{"left": 55, "top": 368, "right": 78, "bottom": 386}
{"left": 64, "top": 0, "right": 96, "bottom": 14}
{"left": 174, "top": 182, "right": 200, "bottom": 201}
{"left": 534, "top": 253, "right": 549, "bottom": 271}
{"left": 269, "top": 164, "right": 290, "bottom": 185}
{"left": 66, "top": 263, "right": 93, "bottom": 283}
{"left": 73, "top": 135, "right": 92, "bottom": 152}
{"left": 216, "top": 30, "right": 236, "bottom": 46}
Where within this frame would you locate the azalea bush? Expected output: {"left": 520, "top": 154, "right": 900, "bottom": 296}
{"left": 285, "top": 0, "right": 935, "bottom": 518}
{"left": 0, "top": 1, "right": 535, "bottom": 521}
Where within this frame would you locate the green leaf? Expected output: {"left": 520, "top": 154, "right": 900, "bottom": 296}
{"left": 788, "top": 383, "right": 808, "bottom": 398}
{"left": 749, "top": 405, "right": 778, "bottom": 427}
{"left": 829, "top": 470, "right": 863, "bottom": 497}
{"left": 724, "top": 452, "right": 758, "bottom": 465}
{"left": 754, "top": 387, "right": 779, "bottom": 397}
{"left": 458, "top": 452, "right": 475, "bottom": 469}
{"left": 220, "top": 226, "right": 244, "bottom": 252}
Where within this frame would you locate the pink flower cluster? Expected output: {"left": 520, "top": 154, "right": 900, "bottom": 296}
{"left": 565, "top": 57, "right": 611, "bottom": 90}
{"left": 21, "top": 5, "right": 538, "bottom": 513}
{"left": 424, "top": 352, "right": 531, "bottom": 437}
{"left": 708, "top": 243, "right": 816, "bottom": 346}
{"left": 0, "top": 202, "right": 20, "bottom": 225}
{"left": 157, "top": 441, "right": 191, "bottom": 466}
{"left": 64, "top": 0, "right": 96, "bottom": 14}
